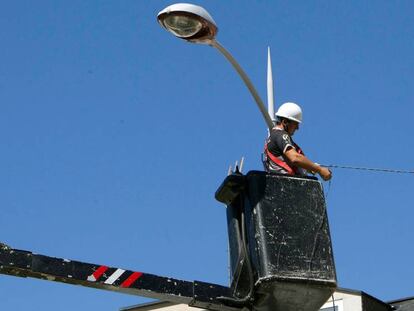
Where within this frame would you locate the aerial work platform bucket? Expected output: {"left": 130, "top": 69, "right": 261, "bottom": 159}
{"left": 216, "top": 171, "right": 337, "bottom": 311}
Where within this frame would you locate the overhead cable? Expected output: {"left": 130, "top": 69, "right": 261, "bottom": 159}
{"left": 322, "top": 164, "right": 414, "bottom": 174}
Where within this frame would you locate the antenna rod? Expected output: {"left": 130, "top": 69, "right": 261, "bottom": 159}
{"left": 267, "top": 47, "right": 275, "bottom": 122}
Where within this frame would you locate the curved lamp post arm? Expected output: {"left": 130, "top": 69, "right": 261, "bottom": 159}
{"left": 209, "top": 40, "right": 274, "bottom": 130}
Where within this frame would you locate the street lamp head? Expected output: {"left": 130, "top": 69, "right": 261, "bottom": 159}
{"left": 157, "top": 3, "right": 218, "bottom": 44}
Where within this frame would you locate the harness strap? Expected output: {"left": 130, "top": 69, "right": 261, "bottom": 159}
{"left": 265, "top": 144, "right": 295, "bottom": 175}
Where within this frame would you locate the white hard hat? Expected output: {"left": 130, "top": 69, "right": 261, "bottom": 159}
{"left": 275, "top": 102, "right": 303, "bottom": 123}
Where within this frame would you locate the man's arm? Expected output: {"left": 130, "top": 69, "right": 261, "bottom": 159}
{"left": 285, "top": 148, "right": 332, "bottom": 181}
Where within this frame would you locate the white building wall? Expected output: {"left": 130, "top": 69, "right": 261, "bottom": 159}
{"left": 123, "top": 290, "right": 366, "bottom": 311}
{"left": 321, "top": 291, "right": 363, "bottom": 311}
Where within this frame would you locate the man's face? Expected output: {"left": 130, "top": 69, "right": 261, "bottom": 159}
{"left": 286, "top": 120, "right": 300, "bottom": 136}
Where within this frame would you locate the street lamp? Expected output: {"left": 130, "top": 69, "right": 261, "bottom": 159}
{"left": 157, "top": 3, "right": 274, "bottom": 130}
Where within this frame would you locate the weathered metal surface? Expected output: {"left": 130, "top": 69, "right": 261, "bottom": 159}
{"left": 220, "top": 171, "right": 337, "bottom": 311}
{"left": 215, "top": 173, "right": 246, "bottom": 206}
{"left": 245, "top": 172, "right": 336, "bottom": 282}
{"left": 190, "top": 281, "right": 236, "bottom": 310}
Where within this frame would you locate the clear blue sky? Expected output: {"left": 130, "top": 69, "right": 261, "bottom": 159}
{"left": 1, "top": 1, "right": 413, "bottom": 310}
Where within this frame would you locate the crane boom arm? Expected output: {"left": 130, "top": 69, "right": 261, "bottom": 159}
{"left": 0, "top": 245, "right": 238, "bottom": 311}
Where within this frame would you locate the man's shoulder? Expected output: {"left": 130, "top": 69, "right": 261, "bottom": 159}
{"left": 267, "top": 127, "right": 295, "bottom": 156}
{"left": 270, "top": 128, "right": 291, "bottom": 142}
{"left": 270, "top": 127, "right": 285, "bottom": 135}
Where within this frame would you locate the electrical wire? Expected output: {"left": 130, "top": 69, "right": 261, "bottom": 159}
{"left": 324, "top": 179, "right": 332, "bottom": 200}
{"left": 322, "top": 164, "right": 414, "bottom": 174}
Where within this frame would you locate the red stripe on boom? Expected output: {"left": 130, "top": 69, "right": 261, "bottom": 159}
{"left": 93, "top": 266, "right": 109, "bottom": 280}
{"left": 120, "top": 272, "right": 143, "bottom": 288}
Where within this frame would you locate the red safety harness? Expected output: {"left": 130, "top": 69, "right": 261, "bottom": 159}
{"left": 264, "top": 143, "right": 304, "bottom": 176}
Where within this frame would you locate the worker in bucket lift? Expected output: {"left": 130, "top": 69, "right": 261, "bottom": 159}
{"left": 264, "top": 102, "right": 332, "bottom": 181}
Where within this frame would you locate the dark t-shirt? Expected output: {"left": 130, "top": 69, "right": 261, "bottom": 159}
{"left": 265, "top": 128, "right": 306, "bottom": 175}
{"left": 267, "top": 128, "right": 296, "bottom": 157}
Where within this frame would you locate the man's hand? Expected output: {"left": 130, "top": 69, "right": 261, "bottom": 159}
{"left": 318, "top": 167, "right": 332, "bottom": 181}
{"left": 284, "top": 149, "right": 333, "bottom": 181}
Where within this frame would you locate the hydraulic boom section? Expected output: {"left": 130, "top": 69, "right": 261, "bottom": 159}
{"left": 0, "top": 245, "right": 238, "bottom": 311}
{"left": 1, "top": 171, "right": 336, "bottom": 311}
